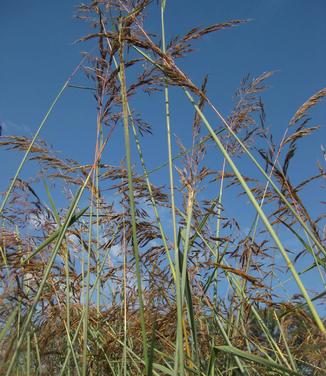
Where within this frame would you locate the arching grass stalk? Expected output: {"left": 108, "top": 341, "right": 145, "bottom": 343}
{"left": 210, "top": 309, "right": 247, "bottom": 375}
{"left": 59, "top": 226, "right": 119, "bottom": 376}
{"left": 90, "top": 321, "right": 170, "bottom": 376}
{"left": 214, "top": 158, "right": 226, "bottom": 304}
{"left": 179, "top": 209, "right": 287, "bottom": 372}
{"left": 180, "top": 192, "right": 194, "bottom": 302}
{"left": 233, "top": 129, "right": 294, "bottom": 366}
{"left": 140, "top": 129, "right": 223, "bottom": 180}
{"left": 93, "top": 72, "right": 106, "bottom": 372}
{"left": 6, "top": 186, "right": 86, "bottom": 376}
{"left": 118, "top": 22, "right": 148, "bottom": 373}
{"left": 204, "top": 97, "right": 325, "bottom": 258}
{"left": 44, "top": 268, "right": 81, "bottom": 376}
{"left": 122, "top": 190, "right": 128, "bottom": 376}
{"left": 130, "top": 44, "right": 325, "bottom": 259}
{"left": 81, "top": 61, "right": 114, "bottom": 373}
{"left": 33, "top": 333, "right": 41, "bottom": 374}
{"left": 43, "top": 179, "right": 73, "bottom": 375}
{"left": 98, "top": 18, "right": 181, "bottom": 372}
{"left": 21, "top": 207, "right": 88, "bottom": 264}
{"left": 178, "top": 190, "right": 199, "bottom": 373}
{"left": 215, "top": 346, "right": 302, "bottom": 376}
{"left": 99, "top": 17, "right": 176, "bottom": 282}
{"left": 184, "top": 88, "right": 325, "bottom": 334}
{"left": 273, "top": 311, "right": 298, "bottom": 372}
{"left": 200, "top": 232, "right": 297, "bottom": 371}
{"left": 130, "top": 110, "right": 176, "bottom": 281}
{"left": 96, "top": 130, "right": 102, "bottom": 315}
{"left": 82, "top": 203, "right": 94, "bottom": 376}
{"left": 5, "top": 132, "right": 109, "bottom": 376}
{"left": 0, "top": 56, "right": 88, "bottom": 216}
{"left": 161, "top": 2, "right": 185, "bottom": 374}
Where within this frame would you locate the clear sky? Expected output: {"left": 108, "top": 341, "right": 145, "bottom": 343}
{"left": 1, "top": 1, "right": 325, "bottom": 173}
{"left": 1, "top": 1, "right": 325, "bottom": 299}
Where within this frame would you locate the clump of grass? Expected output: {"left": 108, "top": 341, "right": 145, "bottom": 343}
{"left": 0, "top": 1, "right": 326, "bottom": 375}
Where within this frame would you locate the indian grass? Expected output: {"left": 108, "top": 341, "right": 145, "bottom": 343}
{"left": 119, "top": 20, "right": 149, "bottom": 373}
{"left": 0, "top": 1, "right": 325, "bottom": 375}
{"left": 160, "top": 4, "right": 185, "bottom": 374}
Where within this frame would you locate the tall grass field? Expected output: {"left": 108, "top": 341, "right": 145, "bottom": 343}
{"left": 0, "top": 1, "right": 326, "bottom": 375}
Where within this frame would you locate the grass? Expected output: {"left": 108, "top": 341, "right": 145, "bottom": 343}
{"left": 0, "top": 1, "right": 326, "bottom": 375}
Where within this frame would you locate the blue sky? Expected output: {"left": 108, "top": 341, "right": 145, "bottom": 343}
{"left": 1, "top": 1, "right": 325, "bottom": 301}
{"left": 1, "top": 1, "right": 325, "bottom": 177}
